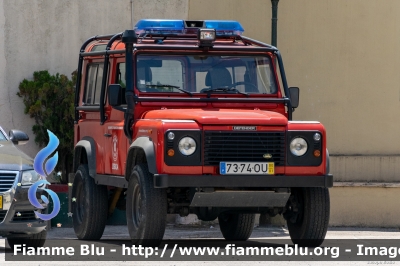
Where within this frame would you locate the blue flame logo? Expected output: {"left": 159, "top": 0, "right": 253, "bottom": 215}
{"left": 28, "top": 130, "right": 61, "bottom": 221}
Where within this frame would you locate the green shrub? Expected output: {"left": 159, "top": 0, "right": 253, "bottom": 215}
{"left": 17, "top": 70, "right": 76, "bottom": 183}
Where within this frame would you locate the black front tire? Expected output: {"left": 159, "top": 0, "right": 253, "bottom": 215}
{"left": 126, "top": 164, "right": 167, "bottom": 247}
{"left": 285, "top": 187, "right": 330, "bottom": 247}
{"left": 72, "top": 164, "right": 108, "bottom": 240}
{"left": 218, "top": 213, "right": 255, "bottom": 241}
{"left": 7, "top": 230, "right": 47, "bottom": 249}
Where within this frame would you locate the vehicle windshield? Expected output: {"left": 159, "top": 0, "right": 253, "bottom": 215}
{"left": 131, "top": 54, "right": 278, "bottom": 95}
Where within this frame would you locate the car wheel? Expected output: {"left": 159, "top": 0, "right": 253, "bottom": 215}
{"left": 285, "top": 187, "right": 330, "bottom": 247}
{"left": 126, "top": 164, "right": 167, "bottom": 247}
{"left": 72, "top": 164, "right": 108, "bottom": 240}
{"left": 218, "top": 213, "right": 255, "bottom": 241}
{"left": 7, "top": 229, "right": 47, "bottom": 249}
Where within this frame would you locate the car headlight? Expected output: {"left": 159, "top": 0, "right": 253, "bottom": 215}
{"left": 21, "top": 170, "right": 43, "bottom": 185}
{"left": 178, "top": 137, "right": 197, "bottom": 156}
{"left": 290, "top": 137, "right": 308, "bottom": 156}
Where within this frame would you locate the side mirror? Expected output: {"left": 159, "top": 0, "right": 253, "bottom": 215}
{"left": 9, "top": 130, "right": 29, "bottom": 145}
{"left": 289, "top": 87, "right": 300, "bottom": 108}
{"left": 108, "top": 84, "right": 123, "bottom": 106}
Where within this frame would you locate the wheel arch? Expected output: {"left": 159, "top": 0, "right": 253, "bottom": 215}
{"left": 73, "top": 136, "right": 97, "bottom": 179}
{"left": 125, "top": 137, "right": 157, "bottom": 182}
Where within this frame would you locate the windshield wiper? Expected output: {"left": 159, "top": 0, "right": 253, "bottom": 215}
{"left": 146, "top": 84, "right": 193, "bottom": 96}
{"left": 202, "top": 87, "right": 249, "bottom": 98}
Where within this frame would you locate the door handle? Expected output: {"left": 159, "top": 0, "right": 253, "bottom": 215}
{"left": 104, "top": 133, "right": 112, "bottom": 137}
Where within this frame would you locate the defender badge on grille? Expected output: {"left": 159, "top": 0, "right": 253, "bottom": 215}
{"left": 233, "top": 126, "right": 257, "bottom": 131}
{"left": 263, "top": 154, "right": 272, "bottom": 159}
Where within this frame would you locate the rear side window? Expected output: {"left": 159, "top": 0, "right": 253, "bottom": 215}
{"left": 84, "top": 64, "right": 104, "bottom": 105}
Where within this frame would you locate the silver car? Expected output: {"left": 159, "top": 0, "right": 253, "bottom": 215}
{"left": 0, "top": 126, "right": 47, "bottom": 248}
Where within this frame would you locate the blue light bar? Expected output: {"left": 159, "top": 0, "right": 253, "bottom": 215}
{"left": 204, "top": 20, "right": 244, "bottom": 30}
{"left": 135, "top": 19, "right": 185, "bottom": 36}
{"left": 204, "top": 20, "right": 244, "bottom": 35}
{"left": 134, "top": 19, "right": 245, "bottom": 37}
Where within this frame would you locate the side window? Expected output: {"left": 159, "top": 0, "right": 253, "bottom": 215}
{"left": 94, "top": 64, "right": 103, "bottom": 104}
{"left": 116, "top": 63, "right": 126, "bottom": 88}
{"left": 85, "top": 65, "right": 97, "bottom": 104}
{"left": 84, "top": 63, "right": 104, "bottom": 105}
{"left": 114, "top": 63, "right": 127, "bottom": 105}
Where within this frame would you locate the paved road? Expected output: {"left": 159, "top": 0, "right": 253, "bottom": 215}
{"left": 1, "top": 224, "right": 400, "bottom": 265}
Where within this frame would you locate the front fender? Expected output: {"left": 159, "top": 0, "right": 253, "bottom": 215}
{"left": 73, "top": 137, "right": 97, "bottom": 179}
{"left": 126, "top": 137, "right": 157, "bottom": 178}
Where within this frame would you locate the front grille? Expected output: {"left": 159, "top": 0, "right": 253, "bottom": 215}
{"left": 0, "top": 210, "right": 7, "bottom": 222}
{"left": 0, "top": 172, "right": 17, "bottom": 192}
{"left": 13, "top": 211, "right": 37, "bottom": 221}
{"left": 204, "top": 131, "right": 286, "bottom": 166}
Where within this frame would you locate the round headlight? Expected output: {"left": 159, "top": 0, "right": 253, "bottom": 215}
{"left": 178, "top": 137, "right": 197, "bottom": 156}
{"left": 290, "top": 137, "right": 308, "bottom": 156}
{"left": 21, "top": 170, "right": 42, "bottom": 185}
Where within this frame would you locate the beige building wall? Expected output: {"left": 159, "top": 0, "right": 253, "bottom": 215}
{"left": 133, "top": 0, "right": 188, "bottom": 23}
{"left": 0, "top": 0, "right": 189, "bottom": 158}
{"left": 278, "top": 0, "right": 400, "bottom": 154}
{"left": 189, "top": 0, "right": 400, "bottom": 182}
{"left": 188, "top": 0, "right": 271, "bottom": 44}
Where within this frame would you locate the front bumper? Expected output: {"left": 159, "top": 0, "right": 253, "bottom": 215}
{"left": 154, "top": 174, "right": 333, "bottom": 188}
{"left": 0, "top": 186, "right": 47, "bottom": 237}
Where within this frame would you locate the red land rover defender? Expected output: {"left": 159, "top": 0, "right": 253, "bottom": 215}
{"left": 72, "top": 19, "right": 332, "bottom": 247}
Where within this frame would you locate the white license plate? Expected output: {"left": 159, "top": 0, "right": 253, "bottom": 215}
{"left": 219, "top": 162, "right": 274, "bottom": 175}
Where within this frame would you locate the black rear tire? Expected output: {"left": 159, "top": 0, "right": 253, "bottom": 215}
{"left": 7, "top": 230, "right": 47, "bottom": 249}
{"left": 72, "top": 164, "right": 108, "bottom": 240}
{"left": 126, "top": 164, "right": 167, "bottom": 247}
{"left": 218, "top": 213, "right": 255, "bottom": 241}
{"left": 285, "top": 187, "right": 330, "bottom": 247}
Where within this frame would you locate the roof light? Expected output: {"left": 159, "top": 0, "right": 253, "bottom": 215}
{"left": 134, "top": 19, "right": 185, "bottom": 36}
{"left": 204, "top": 20, "right": 244, "bottom": 36}
{"left": 134, "top": 19, "right": 245, "bottom": 37}
{"left": 198, "top": 29, "right": 216, "bottom": 47}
